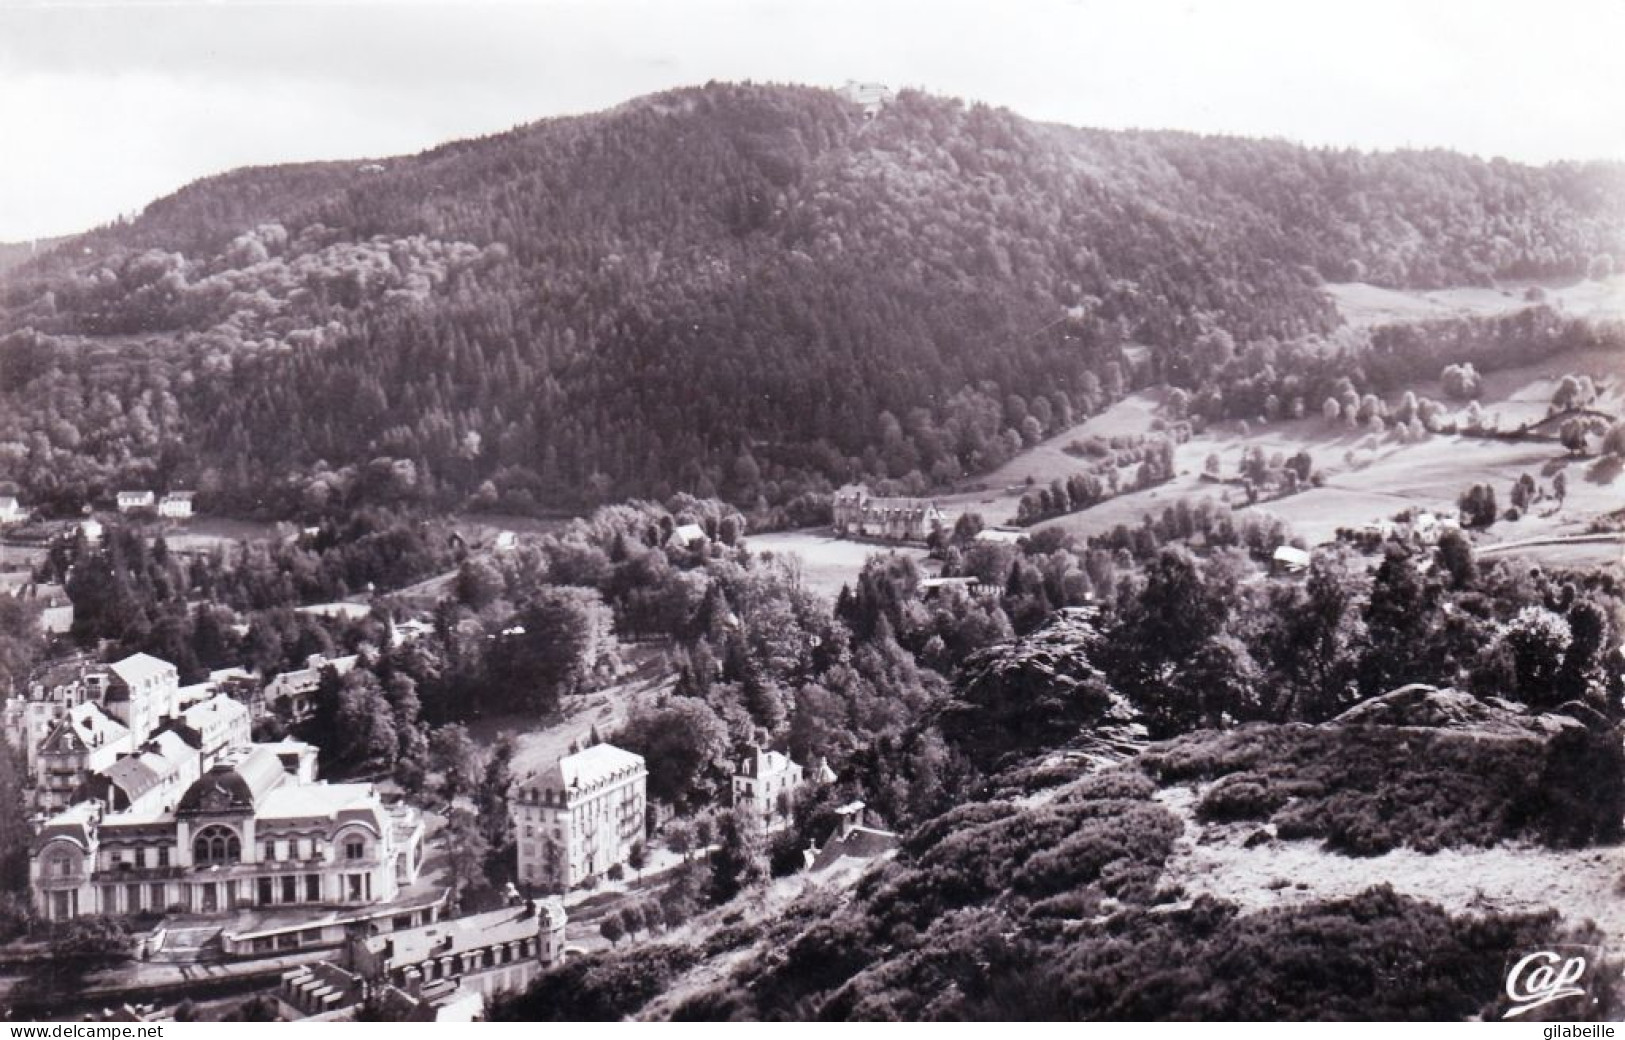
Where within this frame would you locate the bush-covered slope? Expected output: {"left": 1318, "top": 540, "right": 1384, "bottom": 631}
{"left": 492, "top": 753, "right": 1613, "bottom": 1021}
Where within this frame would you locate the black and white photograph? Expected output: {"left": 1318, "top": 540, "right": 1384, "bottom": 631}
{"left": 0, "top": 0, "right": 1622, "bottom": 1025}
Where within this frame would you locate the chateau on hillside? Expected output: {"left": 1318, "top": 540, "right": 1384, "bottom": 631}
{"left": 832, "top": 484, "right": 945, "bottom": 542}
{"left": 511, "top": 744, "right": 647, "bottom": 891}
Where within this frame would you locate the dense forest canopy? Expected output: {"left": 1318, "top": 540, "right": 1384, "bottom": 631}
{"left": 1, "top": 82, "right": 1620, "bottom": 518}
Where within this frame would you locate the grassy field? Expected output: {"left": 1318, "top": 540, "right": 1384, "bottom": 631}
{"left": 936, "top": 390, "right": 1165, "bottom": 529}
{"left": 1326, "top": 274, "right": 1625, "bottom": 328}
{"left": 161, "top": 516, "right": 286, "bottom": 555}
{"left": 746, "top": 530, "right": 932, "bottom": 599}
{"left": 954, "top": 343, "right": 1623, "bottom": 569}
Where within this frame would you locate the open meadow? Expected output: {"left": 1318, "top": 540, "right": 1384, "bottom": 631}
{"left": 948, "top": 338, "right": 1623, "bottom": 569}
{"left": 1326, "top": 274, "right": 1625, "bottom": 328}
{"left": 746, "top": 530, "right": 933, "bottom": 599}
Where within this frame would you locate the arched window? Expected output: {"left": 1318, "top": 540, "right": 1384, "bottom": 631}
{"left": 193, "top": 825, "right": 241, "bottom": 866}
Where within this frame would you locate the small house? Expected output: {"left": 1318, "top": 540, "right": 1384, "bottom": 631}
{"left": 157, "top": 492, "right": 195, "bottom": 520}
{"left": 115, "top": 491, "right": 155, "bottom": 514}
{"left": 974, "top": 528, "right": 1027, "bottom": 547}
{"left": 1271, "top": 545, "right": 1312, "bottom": 575}
{"left": 667, "top": 523, "right": 708, "bottom": 550}
{"left": 0, "top": 496, "right": 26, "bottom": 525}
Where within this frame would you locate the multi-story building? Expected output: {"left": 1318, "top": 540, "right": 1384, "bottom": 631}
{"left": 511, "top": 744, "right": 646, "bottom": 891}
{"left": 166, "top": 693, "right": 252, "bottom": 768}
{"left": 276, "top": 898, "right": 567, "bottom": 1021}
{"left": 831, "top": 484, "right": 945, "bottom": 542}
{"left": 34, "top": 702, "right": 131, "bottom": 814}
{"left": 4, "top": 656, "right": 114, "bottom": 775}
{"left": 102, "top": 653, "right": 179, "bottom": 744}
{"left": 157, "top": 492, "right": 195, "bottom": 520}
{"left": 30, "top": 744, "right": 425, "bottom": 921}
{"left": 80, "top": 731, "right": 200, "bottom": 816}
{"left": 16, "top": 653, "right": 184, "bottom": 812}
{"left": 264, "top": 653, "right": 359, "bottom": 721}
{"left": 732, "top": 746, "right": 805, "bottom": 833}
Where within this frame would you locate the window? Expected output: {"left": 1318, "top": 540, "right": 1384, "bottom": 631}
{"left": 282, "top": 876, "right": 297, "bottom": 903}
{"left": 345, "top": 838, "right": 365, "bottom": 861}
{"left": 158, "top": 846, "right": 170, "bottom": 868}
{"left": 264, "top": 841, "right": 277, "bottom": 862}
{"left": 258, "top": 878, "right": 274, "bottom": 906}
{"left": 306, "top": 875, "right": 321, "bottom": 902}
{"left": 193, "top": 825, "right": 241, "bottom": 866}
{"left": 134, "top": 848, "right": 146, "bottom": 869}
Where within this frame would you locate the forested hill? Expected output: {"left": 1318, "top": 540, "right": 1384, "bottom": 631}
{"left": 1, "top": 82, "right": 1621, "bottom": 518}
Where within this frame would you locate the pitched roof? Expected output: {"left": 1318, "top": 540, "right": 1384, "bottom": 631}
{"left": 737, "top": 747, "right": 799, "bottom": 780}
{"left": 669, "top": 523, "right": 707, "bottom": 543}
{"left": 368, "top": 900, "right": 563, "bottom": 967}
{"left": 42, "top": 702, "right": 129, "bottom": 754}
{"left": 1272, "top": 545, "right": 1312, "bottom": 568}
{"left": 108, "top": 653, "right": 175, "bottom": 690}
{"left": 98, "top": 732, "right": 193, "bottom": 802}
{"left": 180, "top": 693, "right": 248, "bottom": 733}
{"left": 531, "top": 743, "right": 645, "bottom": 794}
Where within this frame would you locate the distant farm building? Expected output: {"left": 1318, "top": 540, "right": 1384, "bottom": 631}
{"left": 116, "top": 491, "right": 155, "bottom": 513}
{"left": 157, "top": 491, "right": 195, "bottom": 519}
{"left": 0, "top": 496, "right": 26, "bottom": 525}
{"left": 666, "top": 523, "right": 708, "bottom": 551}
{"left": 1271, "top": 545, "right": 1312, "bottom": 575}
{"left": 919, "top": 575, "right": 992, "bottom": 599}
{"left": 832, "top": 485, "right": 944, "bottom": 543}
{"left": 975, "top": 527, "right": 1027, "bottom": 547}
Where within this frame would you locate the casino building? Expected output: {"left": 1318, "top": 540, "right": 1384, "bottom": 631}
{"left": 30, "top": 744, "right": 424, "bottom": 921}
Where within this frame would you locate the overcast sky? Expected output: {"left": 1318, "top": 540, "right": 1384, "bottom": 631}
{"left": 2, "top": 0, "right": 1623, "bottom": 241}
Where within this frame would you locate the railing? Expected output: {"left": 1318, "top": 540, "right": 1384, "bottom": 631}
{"left": 107, "top": 864, "right": 185, "bottom": 880}
{"left": 253, "top": 857, "right": 332, "bottom": 873}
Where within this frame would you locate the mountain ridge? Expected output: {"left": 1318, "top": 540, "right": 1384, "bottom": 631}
{"left": 0, "top": 81, "right": 1620, "bottom": 517}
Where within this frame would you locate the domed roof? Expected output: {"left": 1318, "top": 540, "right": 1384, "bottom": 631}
{"left": 177, "top": 746, "right": 287, "bottom": 815}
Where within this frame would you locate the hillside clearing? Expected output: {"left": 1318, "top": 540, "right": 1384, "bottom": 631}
{"left": 1327, "top": 276, "right": 1625, "bottom": 328}
{"left": 1159, "top": 782, "right": 1625, "bottom": 939}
